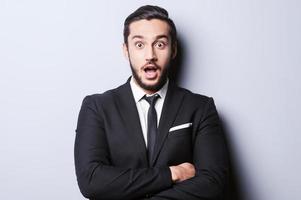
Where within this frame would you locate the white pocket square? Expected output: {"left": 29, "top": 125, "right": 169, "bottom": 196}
{"left": 169, "top": 123, "right": 193, "bottom": 132}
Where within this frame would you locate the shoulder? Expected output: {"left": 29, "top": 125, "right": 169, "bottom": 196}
{"left": 174, "top": 85, "right": 213, "bottom": 106}
{"left": 81, "top": 82, "right": 129, "bottom": 108}
{"left": 173, "top": 86, "right": 219, "bottom": 120}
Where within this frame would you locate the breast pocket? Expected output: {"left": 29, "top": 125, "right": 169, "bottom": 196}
{"left": 162, "top": 127, "right": 193, "bottom": 165}
{"left": 168, "top": 128, "right": 192, "bottom": 137}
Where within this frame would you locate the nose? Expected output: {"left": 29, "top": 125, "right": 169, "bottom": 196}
{"left": 145, "top": 46, "right": 157, "bottom": 62}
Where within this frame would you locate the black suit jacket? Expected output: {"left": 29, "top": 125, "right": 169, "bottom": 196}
{"left": 74, "top": 79, "right": 229, "bottom": 200}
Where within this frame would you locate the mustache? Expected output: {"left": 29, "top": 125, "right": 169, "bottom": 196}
{"left": 142, "top": 61, "right": 159, "bottom": 69}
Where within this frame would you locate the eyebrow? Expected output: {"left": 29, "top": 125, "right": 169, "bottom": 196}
{"left": 131, "top": 34, "right": 169, "bottom": 40}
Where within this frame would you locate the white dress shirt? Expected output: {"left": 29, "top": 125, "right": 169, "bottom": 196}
{"left": 130, "top": 77, "right": 169, "bottom": 147}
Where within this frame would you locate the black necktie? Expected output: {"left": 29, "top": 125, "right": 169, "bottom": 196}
{"left": 144, "top": 94, "right": 160, "bottom": 164}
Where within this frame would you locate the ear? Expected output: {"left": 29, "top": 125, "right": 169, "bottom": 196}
{"left": 123, "top": 43, "right": 129, "bottom": 59}
{"left": 171, "top": 42, "right": 177, "bottom": 59}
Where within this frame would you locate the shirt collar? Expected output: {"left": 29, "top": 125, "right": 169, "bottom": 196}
{"left": 130, "top": 76, "right": 169, "bottom": 103}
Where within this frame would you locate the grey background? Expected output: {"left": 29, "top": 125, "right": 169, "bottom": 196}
{"left": 1, "top": 0, "right": 300, "bottom": 199}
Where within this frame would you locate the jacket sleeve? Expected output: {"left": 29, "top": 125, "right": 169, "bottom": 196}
{"left": 74, "top": 96, "right": 172, "bottom": 200}
{"left": 150, "top": 98, "right": 229, "bottom": 200}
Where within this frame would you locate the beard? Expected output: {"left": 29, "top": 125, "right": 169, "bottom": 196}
{"left": 129, "top": 59, "right": 169, "bottom": 92}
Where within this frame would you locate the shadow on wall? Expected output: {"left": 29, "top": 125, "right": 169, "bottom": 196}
{"left": 169, "top": 37, "right": 244, "bottom": 200}
{"left": 220, "top": 114, "right": 245, "bottom": 200}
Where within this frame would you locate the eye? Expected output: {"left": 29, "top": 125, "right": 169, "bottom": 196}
{"left": 135, "top": 42, "right": 144, "bottom": 49}
{"left": 155, "top": 41, "right": 166, "bottom": 49}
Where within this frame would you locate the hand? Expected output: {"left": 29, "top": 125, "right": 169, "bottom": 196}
{"left": 169, "top": 162, "right": 195, "bottom": 183}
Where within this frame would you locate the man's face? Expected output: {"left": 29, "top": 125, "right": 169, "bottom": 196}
{"left": 123, "top": 19, "right": 176, "bottom": 94}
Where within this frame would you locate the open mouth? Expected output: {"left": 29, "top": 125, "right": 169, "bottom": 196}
{"left": 143, "top": 65, "right": 159, "bottom": 79}
{"left": 144, "top": 66, "right": 157, "bottom": 72}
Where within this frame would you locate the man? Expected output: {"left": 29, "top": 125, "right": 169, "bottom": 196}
{"left": 75, "top": 5, "right": 228, "bottom": 200}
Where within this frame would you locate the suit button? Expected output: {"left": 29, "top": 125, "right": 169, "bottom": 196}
{"left": 145, "top": 194, "right": 150, "bottom": 198}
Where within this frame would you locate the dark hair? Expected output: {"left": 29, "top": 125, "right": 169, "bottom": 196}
{"left": 123, "top": 5, "right": 177, "bottom": 49}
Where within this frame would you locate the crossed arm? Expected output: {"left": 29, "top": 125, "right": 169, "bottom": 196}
{"left": 74, "top": 96, "right": 228, "bottom": 199}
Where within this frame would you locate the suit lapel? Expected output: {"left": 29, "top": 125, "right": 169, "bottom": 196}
{"left": 151, "top": 83, "right": 185, "bottom": 166}
{"left": 114, "top": 80, "right": 148, "bottom": 165}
